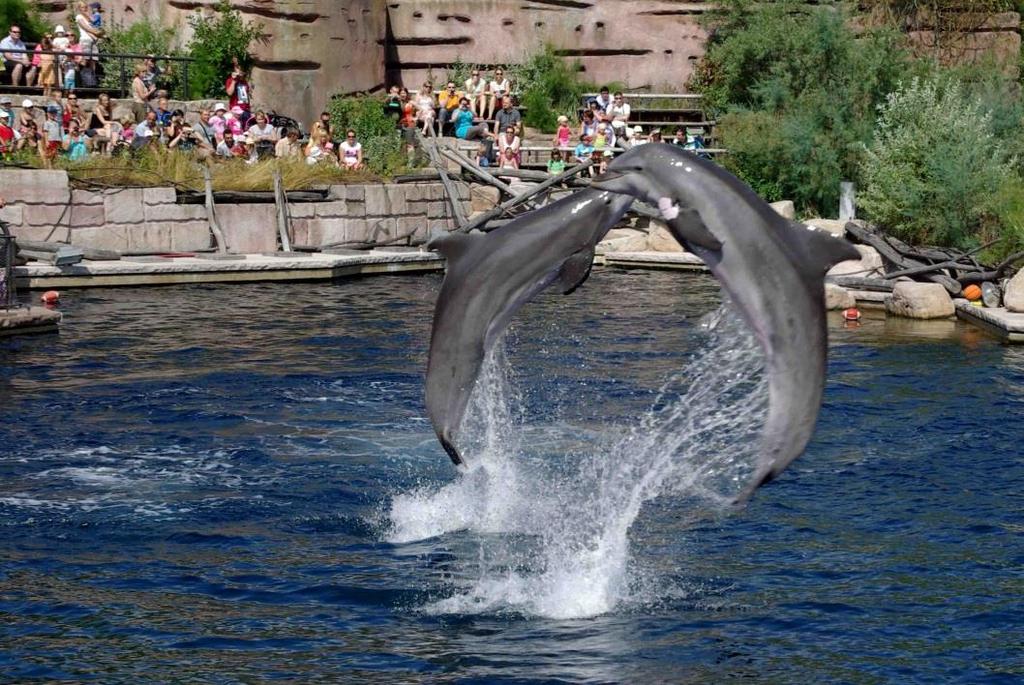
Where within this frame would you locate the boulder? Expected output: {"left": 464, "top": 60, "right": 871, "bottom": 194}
{"left": 825, "top": 283, "right": 855, "bottom": 310}
{"left": 646, "top": 224, "right": 683, "bottom": 252}
{"left": 827, "top": 245, "right": 884, "bottom": 278}
{"left": 885, "top": 282, "right": 954, "bottom": 319}
{"left": 770, "top": 200, "right": 796, "bottom": 220}
{"left": 1004, "top": 268, "right": 1024, "bottom": 312}
{"left": 597, "top": 228, "right": 648, "bottom": 254}
{"left": 804, "top": 218, "right": 846, "bottom": 238}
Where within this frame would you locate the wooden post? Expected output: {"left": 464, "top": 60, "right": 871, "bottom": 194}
{"left": 203, "top": 166, "right": 228, "bottom": 254}
{"left": 273, "top": 169, "right": 292, "bottom": 253}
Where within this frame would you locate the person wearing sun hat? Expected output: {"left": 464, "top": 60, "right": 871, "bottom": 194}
{"left": 0, "top": 109, "right": 15, "bottom": 156}
{"left": 0, "top": 96, "right": 14, "bottom": 128}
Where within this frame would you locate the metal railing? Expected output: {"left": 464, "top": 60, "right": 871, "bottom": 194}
{"left": 0, "top": 46, "right": 194, "bottom": 100}
{"left": 0, "top": 220, "right": 15, "bottom": 309}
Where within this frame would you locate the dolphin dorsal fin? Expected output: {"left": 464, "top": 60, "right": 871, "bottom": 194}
{"left": 428, "top": 232, "right": 483, "bottom": 267}
{"left": 558, "top": 247, "right": 596, "bottom": 295}
{"left": 786, "top": 223, "right": 860, "bottom": 277}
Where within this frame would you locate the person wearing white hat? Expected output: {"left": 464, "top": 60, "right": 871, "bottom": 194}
{"left": 16, "top": 100, "right": 36, "bottom": 138}
{"left": 0, "top": 96, "right": 14, "bottom": 127}
{"left": 210, "top": 104, "right": 228, "bottom": 142}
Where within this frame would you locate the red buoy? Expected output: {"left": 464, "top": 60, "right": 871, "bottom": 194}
{"left": 40, "top": 290, "right": 60, "bottom": 305}
{"left": 842, "top": 307, "right": 861, "bottom": 321}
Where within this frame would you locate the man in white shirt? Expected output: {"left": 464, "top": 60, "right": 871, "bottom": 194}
{"left": 1, "top": 25, "right": 33, "bottom": 86}
{"left": 606, "top": 92, "right": 631, "bottom": 125}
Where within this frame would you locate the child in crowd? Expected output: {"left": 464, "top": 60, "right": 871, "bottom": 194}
{"left": 573, "top": 134, "right": 593, "bottom": 165}
{"left": 547, "top": 148, "right": 565, "bottom": 175}
{"left": 89, "top": 3, "right": 104, "bottom": 35}
{"left": 553, "top": 115, "right": 571, "bottom": 149}
{"left": 474, "top": 141, "right": 490, "bottom": 167}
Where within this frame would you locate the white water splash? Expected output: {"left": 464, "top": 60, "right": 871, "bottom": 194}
{"left": 388, "top": 304, "right": 767, "bottom": 619}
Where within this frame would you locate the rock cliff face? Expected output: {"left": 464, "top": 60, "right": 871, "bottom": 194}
{"left": 385, "top": 0, "right": 711, "bottom": 91}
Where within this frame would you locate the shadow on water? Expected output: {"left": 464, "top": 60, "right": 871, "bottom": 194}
{"left": 1, "top": 271, "right": 1022, "bottom": 682}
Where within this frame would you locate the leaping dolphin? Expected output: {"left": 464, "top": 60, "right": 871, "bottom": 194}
{"left": 426, "top": 188, "right": 634, "bottom": 466}
{"left": 591, "top": 143, "right": 859, "bottom": 500}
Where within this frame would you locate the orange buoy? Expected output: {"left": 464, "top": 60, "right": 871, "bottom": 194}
{"left": 963, "top": 284, "right": 982, "bottom": 301}
{"left": 40, "top": 290, "right": 60, "bottom": 304}
{"left": 842, "top": 307, "right": 861, "bottom": 321}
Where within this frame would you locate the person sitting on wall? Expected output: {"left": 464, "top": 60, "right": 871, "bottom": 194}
{"left": 415, "top": 82, "right": 436, "bottom": 136}
{"left": 493, "top": 96, "right": 521, "bottom": 138}
{"left": 152, "top": 96, "right": 173, "bottom": 127}
{"left": 383, "top": 84, "right": 402, "bottom": 125}
{"left": 452, "top": 97, "right": 491, "bottom": 142}
{"left": 339, "top": 128, "right": 364, "bottom": 170}
{"left": 593, "top": 86, "right": 612, "bottom": 118}
{"left": 192, "top": 108, "right": 217, "bottom": 151}
{"left": 0, "top": 110, "right": 15, "bottom": 157}
{"left": 547, "top": 148, "right": 566, "bottom": 175}
{"left": 275, "top": 127, "right": 302, "bottom": 158}
{"left": 436, "top": 81, "right": 463, "bottom": 136}
{"left": 1, "top": 25, "right": 34, "bottom": 87}
{"left": 42, "top": 105, "right": 64, "bottom": 169}
{"left": 486, "top": 67, "right": 510, "bottom": 122}
{"left": 305, "top": 130, "right": 336, "bottom": 166}
{"left": 606, "top": 92, "right": 631, "bottom": 126}
{"left": 580, "top": 109, "right": 598, "bottom": 140}
{"left": 496, "top": 124, "right": 520, "bottom": 169}
{"left": 247, "top": 110, "right": 278, "bottom": 159}
{"left": 573, "top": 133, "right": 594, "bottom": 165}
{"left": 63, "top": 118, "right": 89, "bottom": 161}
{"left": 131, "top": 110, "right": 160, "bottom": 151}
{"left": 216, "top": 129, "right": 245, "bottom": 159}
{"left": 464, "top": 68, "right": 487, "bottom": 117}
{"left": 473, "top": 140, "right": 490, "bottom": 168}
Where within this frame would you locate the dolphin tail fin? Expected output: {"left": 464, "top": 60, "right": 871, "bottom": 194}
{"left": 428, "top": 232, "right": 484, "bottom": 267}
{"left": 558, "top": 247, "right": 596, "bottom": 295}
{"left": 787, "top": 223, "right": 861, "bottom": 278}
{"left": 439, "top": 432, "right": 465, "bottom": 466}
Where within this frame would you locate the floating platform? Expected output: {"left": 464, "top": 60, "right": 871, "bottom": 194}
{"left": 0, "top": 306, "right": 61, "bottom": 337}
{"left": 13, "top": 250, "right": 444, "bottom": 290}
{"left": 600, "top": 251, "right": 708, "bottom": 271}
{"left": 954, "top": 300, "right": 1024, "bottom": 343}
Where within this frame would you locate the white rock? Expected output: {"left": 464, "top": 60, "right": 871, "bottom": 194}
{"left": 646, "top": 224, "right": 683, "bottom": 252}
{"left": 804, "top": 218, "right": 846, "bottom": 238}
{"left": 824, "top": 282, "right": 855, "bottom": 310}
{"left": 1004, "top": 268, "right": 1024, "bottom": 312}
{"left": 770, "top": 200, "right": 795, "bottom": 220}
{"left": 885, "top": 282, "right": 954, "bottom": 319}
{"left": 597, "top": 228, "right": 649, "bottom": 254}
{"left": 827, "top": 245, "right": 884, "bottom": 278}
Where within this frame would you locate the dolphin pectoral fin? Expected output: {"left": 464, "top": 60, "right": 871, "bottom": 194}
{"left": 428, "top": 231, "right": 484, "bottom": 265}
{"left": 558, "top": 247, "right": 596, "bottom": 295}
{"left": 666, "top": 208, "right": 723, "bottom": 252}
{"left": 787, "top": 223, "right": 861, "bottom": 277}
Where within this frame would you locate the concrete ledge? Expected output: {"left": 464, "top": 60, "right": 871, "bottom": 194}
{"left": 603, "top": 251, "right": 708, "bottom": 271}
{"left": 955, "top": 300, "right": 1024, "bottom": 343}
{"left": 14, "top": 251, "right": 443, "bottom": 289}
{"left": 0, "top": 306, "right": 61, "bottom": 337}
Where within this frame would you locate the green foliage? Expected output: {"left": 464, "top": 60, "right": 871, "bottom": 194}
{"left": 989, "top": 175, "right": 1024, "bottom": 262}
{"left": 515, "top": 45, "right": 588, "bottom": 133}
{"left": 328, "top": 94, "right": 409, "bottom": 177}
{"left": 690, "top": 0, "right": 917, "bottom": 215}
{"left": 0, "top": 0, "right": 46, "bottom": 42}
{"left": 858, "top": 76, "right": 1014, "bottom": 248}
{"left": 186, "top": 1, "right": 264, "bottom": 100}
{"left": 98, "top": 19, "right": 184, "bottom": 97}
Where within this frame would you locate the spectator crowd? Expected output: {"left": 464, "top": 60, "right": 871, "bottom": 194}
{"left": 3, "top": 14, "right": 709, "bottom": 175}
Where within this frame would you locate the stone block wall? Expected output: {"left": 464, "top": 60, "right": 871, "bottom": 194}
{"left": 0, "top": 170, "right": 470, "bottom": 255}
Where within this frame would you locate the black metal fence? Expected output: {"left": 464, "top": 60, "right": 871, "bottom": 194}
{"left": 0, "top": 220, "right": 15, "bottom": 309}
{"left": 0, "top": 46, "right": 195, "bottom": 100}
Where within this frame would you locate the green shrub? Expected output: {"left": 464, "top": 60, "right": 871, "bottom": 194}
{"left": 858, "top": 76, "right": 1014, "bottom": 248}
{"left": 515, "top": 45, "right": 588, "bottom": 133}
{"left": 327, "top": 94, "right": 409, "bottom": 177}
{"left": 690, "top": 0, "right": 916, "bottom": 215}
{"left": 186, "top": 1, "right": 264, "bottom": 100}
{"left": 0, "top": 0, "right": 46, "bottom": 43}
{"left": 98, "top": 19, "right": 184, "bottom": 98}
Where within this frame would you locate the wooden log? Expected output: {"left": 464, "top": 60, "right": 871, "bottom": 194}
{"left": 828, "top": 276, "right": 897, "bottom": 292}
{"left": 424, "top": 141, "right": 468, "bottom": 228}
{"left": 465, "top": 160, "right": 593, "bottom": 233}
{"left": 203, "top": 166, "right": 228, "bottom": 254}
{"left": 844, "top": 222, "right": 961, "bottom": 294}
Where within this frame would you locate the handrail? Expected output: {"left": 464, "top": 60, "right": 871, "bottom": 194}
{"left": 0, "top": 47, "right": 194, "bottom": 100}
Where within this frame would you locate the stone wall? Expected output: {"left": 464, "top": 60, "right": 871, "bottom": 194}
{"left": 0, "top": 170, "right": 469, "bottom": 255}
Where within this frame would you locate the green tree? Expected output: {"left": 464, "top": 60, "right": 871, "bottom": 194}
{"left": 186, "top": 1, "right": 263, "bottom": 99}
{"left": 0, "top": 0, "right": 46, "bottom": 43}
{"left": 859, "top": 76, "right": 1014, "bottom": 248}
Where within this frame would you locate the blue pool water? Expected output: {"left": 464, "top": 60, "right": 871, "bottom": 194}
{"left": 1, "top": 270, "right": 1022, "bottom": 683}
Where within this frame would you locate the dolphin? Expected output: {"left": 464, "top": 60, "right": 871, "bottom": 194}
{"left": 426, "top": 188, "right": 634, "bottom": 466}
{"left": 591, "top": 143, "right": 859, "bottom": 500}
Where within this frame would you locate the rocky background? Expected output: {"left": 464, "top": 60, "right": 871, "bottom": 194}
{"left": 35, "top": 1, "right": 1022, "bottom": 125}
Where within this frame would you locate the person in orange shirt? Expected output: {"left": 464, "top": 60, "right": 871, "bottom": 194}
{"left": 436, "top": 81, "right": 463, "bottom": 136}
